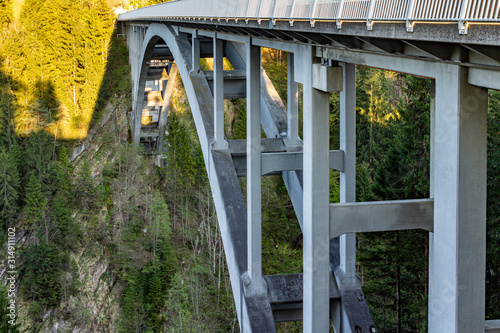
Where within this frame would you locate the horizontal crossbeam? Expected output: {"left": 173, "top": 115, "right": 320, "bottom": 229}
{"left": 264, "top": 273, "right": 341, "bottom": 323}
{"left": 232, "top": 150, "right": 343, "bottom": 177}
{"left": 144, "top": 91, "right": 163, "bottom": 106}
{"left": 329, "top": 199, "right": 434, "bottom": 239}
{"left": 228, "top": 138, "right": 286, "bottom": 155}
{"left": 204, "top": 70, "right": 247, "bottom": 99}
{"left": 147, "top": 67, "right": 169, "bottom": 80}
{"left": 486, "top": 320, "right": 500, "bottom": 332}
{"left": 262, "top": 150, "right": 344, "bottom": 175}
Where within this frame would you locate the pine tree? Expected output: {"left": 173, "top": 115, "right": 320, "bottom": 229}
{"left": 19, "top": 242, "right": 61, "bottom": 308}
{"left": 359, "top": 74, "right": 431, "bottom": 332}
{"left": 0, "top": 285, "right": 20, "bottom": 332}
{"left": 24, "top": 174, "right": 47, "bottom": 240}
{"left": 24, "top": 131, "right": 59, "bottom": 195}
{"left": 0, "top": 148, "right": 20, "bottom": 230}
{"left": 150, "top": 190, "right": 171, "bottom": 257}
{"left": 166, "top": 112, "right": 195, "bottom": 183}
{"left": 0, "top": 0, "right": 11, "bottom": 26}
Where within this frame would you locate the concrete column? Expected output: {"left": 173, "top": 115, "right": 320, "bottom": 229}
{"left": 243, "top": 40, "right": 266, "bottom": 297}
{"left": 429, "top": 64, "right": 487, "bottom": 333}
{"left": 212, "top": 36, "right": 228, "bottom": 150}
{"left": 339, "top": 63, "right": 357, "bottom": 278}
{"left": 285, "top": 52, "right": 302, "bottom": 149}
{"left": 301, "top": 45, "right": 331, "bottom": 332}
{"left": 191, "top": 32, "right": 201, "bottom": 74}
{"left": 157, "top": 63, "right": 178, "bottom": 152}
{"left": 337, "top": 62, "right": 357, "bottom": 333}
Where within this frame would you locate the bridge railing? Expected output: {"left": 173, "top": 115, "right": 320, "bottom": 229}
{"left": 119, "top": 0, "right": 500, "bottom": 34}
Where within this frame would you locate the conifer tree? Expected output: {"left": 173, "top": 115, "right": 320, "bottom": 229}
{"left": 0, "top": 0, "right": 11, "bottom": 26}
{"left": 19, "top": 242, "right": 61, "bottom": 308}
{"left": 24, "top": 174, "right": 47, "bottom": 240}
{"left": 486, "top": 90, "right": 500, "bottom": 318}
{"left": 359, "top": 74, "right": 430, "bottom": 332}
{"left": 0, "top": 285, "right": 20, "bottom": 332}
{"left": 0, "top": 148, "right": 20, "bottom": 230}
{"left": 166, "top": 112, "right": 195, "bottom": 183}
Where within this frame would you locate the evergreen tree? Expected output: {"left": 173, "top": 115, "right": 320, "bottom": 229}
{"left": 359, "top": 74, "right": 430, "bottom": 332}
{"left": 0, "top": 286, "right": 20, "bottom": 333}
{"left": 166, "top": 112, "right": 195, "bottom": 183}
{"left": 49, "top": 192, "right": 72, "bottom": 249}
{"left": 19, "top": 242, "right": 62, "bottom": 309}
{"left": 24, "top": 173, "right": 47, "bottom": 240}
{"left": 0, "top": 85, "right": 17, "bottom": 149}
{"left": 24, "top": 131, "right": 59, "bottom": 195}
{"left": 486, "top": 89, "right": 500, "bottom": 318}
{"left": 0, "top": 0, "right": 11, "bottom": 26}
{"left": 0, "top": 148, "right": 19, "bottom": 230}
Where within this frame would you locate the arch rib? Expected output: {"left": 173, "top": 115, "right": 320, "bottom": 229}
{"left": 132, "top": 23, "right": 276, "bottom": 332}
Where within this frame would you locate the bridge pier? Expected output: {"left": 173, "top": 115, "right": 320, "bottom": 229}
{"left": 300, "top": 45, "right": 333, "bottom": 333}
{"left": 429, "top": 64, "right": 488, "bottom": 333}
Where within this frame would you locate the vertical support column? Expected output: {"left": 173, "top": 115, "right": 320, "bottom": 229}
{"left": 191, "top": 31, "right": 201, "bottom": 74}
{"left": 285, "top": 52, "right": 302, "bottom": 150}
{"left": 301, "top": 45, "right": 330, "bottom": 332}
{"left": 336, "top": 62, "right": 356, "bottom": 333}
{"left": 211, "top": 35, "right": 229, "bottom": 150}
{"left": 157, "top": 63, "right": 178, "bottom": 152}
{"left": 339, "top": 63, "right": 356, "bottom": 278}
{"left": 429, "top": 64, "right": 487, "bottom": 333}
{"left": 242, "top": 39, "right": 266, "bottom": 297}
{"left": 132, "top": 26, "right": 146, "bottom": 145}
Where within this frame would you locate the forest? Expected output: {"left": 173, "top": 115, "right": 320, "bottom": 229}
{"left": 0, "top": 0, "right": 499, "bottom": 332}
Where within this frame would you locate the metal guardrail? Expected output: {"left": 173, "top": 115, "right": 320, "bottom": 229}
{"left": 118, "top": 0, "right": 500, "bottom": 34}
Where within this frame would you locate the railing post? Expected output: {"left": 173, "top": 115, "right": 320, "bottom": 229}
{"left": 271, "top": 0, "right": 278, "bottom": 26}
{"left": 366, "top": 0, "right": 376, "bottom": 30}
{"left": 337, "top": 0, "right": 345, "bottom": 29}
{"left": 257, "top": 0, "right": 263, "bottom": 24}
{"left": 459, "top": 0, "right": 470, "bottom": 34}
{"left": 406, "top": 0, "right": 416, "bottom": 32}
{"left": 245, "top": 0, "right": 251, "bottom": 23}
{"left": 289, "top": 0, "right": 296, "bottom": 25}
{"left": 310, "top": 0, "right": 318, "bottom": 26}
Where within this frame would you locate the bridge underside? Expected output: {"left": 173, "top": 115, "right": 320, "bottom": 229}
{"left": 120, "top": 15, "right": 500, "bottom": 333}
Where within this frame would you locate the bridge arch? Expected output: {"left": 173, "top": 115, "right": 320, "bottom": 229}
{"left": 131, "top": 23, "right": 277, "bottom": 331}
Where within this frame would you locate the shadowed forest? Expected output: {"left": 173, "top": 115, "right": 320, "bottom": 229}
{"left": 0, "top": 0, "right": 499, "bottom": 332}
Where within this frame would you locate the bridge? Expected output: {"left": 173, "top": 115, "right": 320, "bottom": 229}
{"left": 117, "top": 1, "right": 500, "bottom": 332}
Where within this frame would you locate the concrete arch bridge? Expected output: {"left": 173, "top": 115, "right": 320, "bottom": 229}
{"left": 118, "top": 1, "right": 500, "bottom": 331}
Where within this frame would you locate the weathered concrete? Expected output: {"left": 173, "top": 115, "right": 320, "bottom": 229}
{"left": 486, "top": 320, "right": 500, "bottom": 333}
{"left": 285, "top": 52, "right": 302, "bottom": 149}
{"left": 429, "top": 63, "right": 488, "bottom": 333}
{"left": 212, "top": 36, "right": 229, "bottom": 150}
{"left": 329, "top": 199, "right": 434, "bottom": 238}
{"left": 157, "top": 63, "right": 178, "bottom": 152}
{"left": 204, "top": 70, "right": 247, "bottom": 99}
{"left": 300, "top": 44, "right": 331, "bottom": 333}
{"left": 243, "top": 40, "right": 267, "bottom": 298}
{"left": 265, "top": 273, "right": 341, "bottom": 323}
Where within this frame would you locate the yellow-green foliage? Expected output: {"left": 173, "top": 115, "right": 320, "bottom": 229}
{"left": 0, "top": 0, "right": 114, "bottom": 139}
